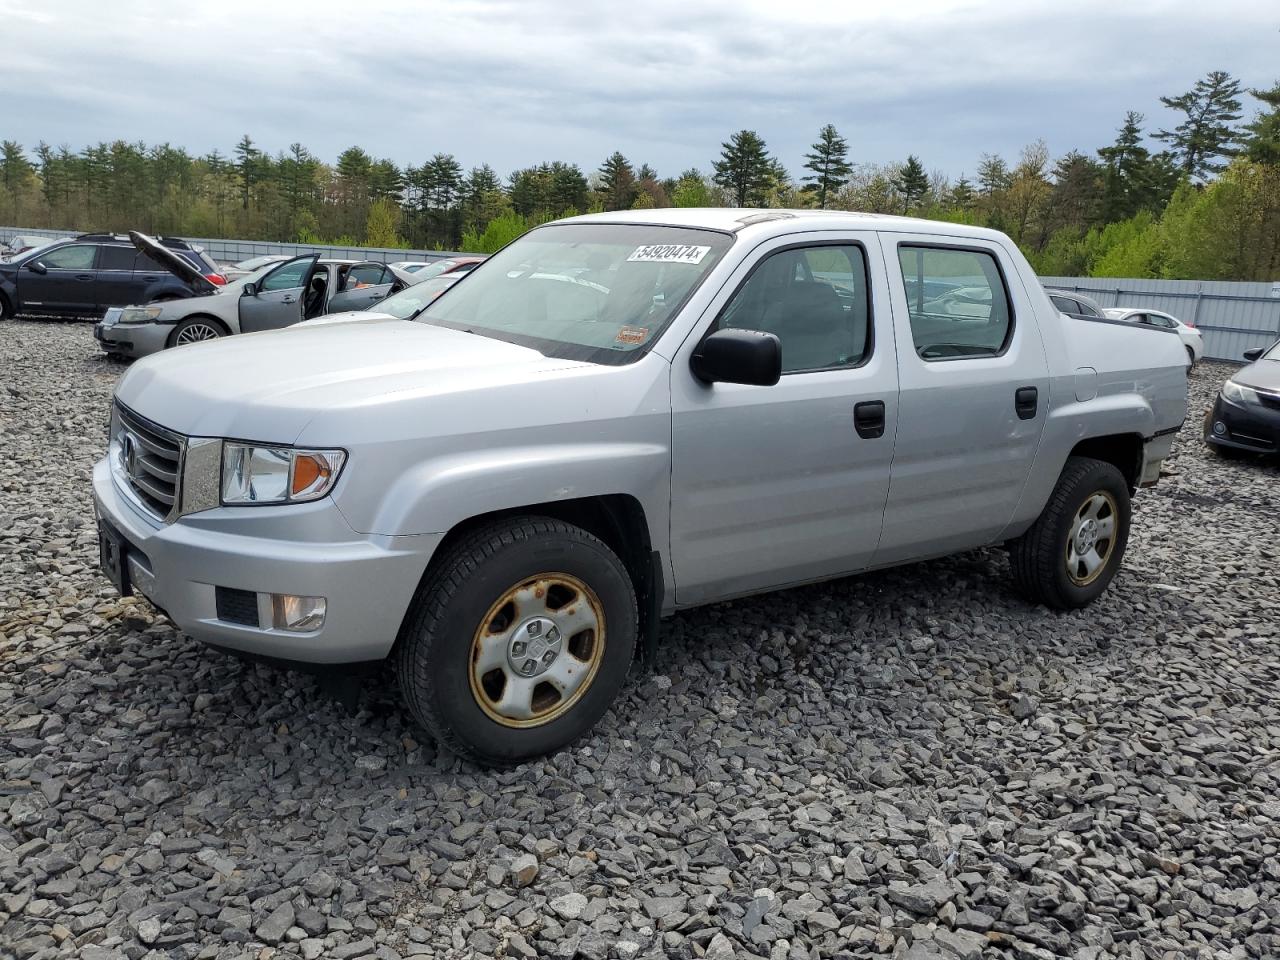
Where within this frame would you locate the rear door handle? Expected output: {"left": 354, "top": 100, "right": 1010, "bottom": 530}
{"left": 75, "top": 274, "right": 95, "bottom": 281}
{"left": 281, "top": 296, "right": 296, "bottom": 304}
{"left": 853, "top": 400, "right": 886, "bottom": 439}
{"left": 1015, "top": 386, "right": 1039, "bottom": 420}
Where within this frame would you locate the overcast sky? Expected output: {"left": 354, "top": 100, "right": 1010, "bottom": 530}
{"left": 3, "top": 0, "right": 1276, "bottom": 181}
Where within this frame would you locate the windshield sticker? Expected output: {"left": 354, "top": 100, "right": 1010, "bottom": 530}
{"left": 627, "top": 244, "right": 711, "bottom": 264}
{"left": 615, "top": 325, "right": 649, "bottom": 345}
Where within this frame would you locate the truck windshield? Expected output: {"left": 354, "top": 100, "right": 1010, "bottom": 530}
{"left": 414, "top": 223, "right": 734, "bottom": 364}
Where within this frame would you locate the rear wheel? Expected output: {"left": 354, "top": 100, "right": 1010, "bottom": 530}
{"left": 168, "top": 317, "right": 226, "bottom": 348}
{"left": 396, "top": 517, "right": 637, "bottom": 765}
{"left": 1185, "top": 345, "right": 1196, "bottom": 368}
{"left": 1009, "top": 456, "right": 1131, "bottom": 610}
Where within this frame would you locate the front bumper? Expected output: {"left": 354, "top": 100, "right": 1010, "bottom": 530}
{"left": 94, "top": 318, "right": 172, "bottom": 359}
{"left": 1203, "top": 395, "right": 1280, "bottom": 454}
{"left": 92, "top": 457, "right": 440, "bottom": 662}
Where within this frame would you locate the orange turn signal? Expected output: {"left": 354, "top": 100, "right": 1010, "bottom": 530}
{"left": 291, "top": 454, "right": 330, "bottom": 496}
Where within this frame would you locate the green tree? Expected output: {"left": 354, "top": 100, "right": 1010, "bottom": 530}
{"left": 364, "top": 197, "right": 403, "bottom": 247}
{"left": 712, "top": 130, "right": 773, "bottom": 206}
{"left": 671, "top": 169, "right": 713, "bottom": 207}
{"left": 597, "top": 151, "right": 636, "bottom": 211}
{"left": 1155, "top": 70, "right": 1244, "bottom": 181}
{"left": 1098, "top": 112, "right": 1162, "bottom": 221}
{"left": 1, "top": 140, "right": 34, "bottom": 223}
{"left": 233, "top": 134, "right": 260, "bottom": 211}
{"left": 893, "top": 155, "right": 929, "bottom": 213}
{"left": 947, "top": 175, "right": 976, "bottom": 211}
{"left": 801, "top": 124, "right": 851, "bottom": 208}
{"left": 1242, "top": 81, "right": 1280, "bottom": 165}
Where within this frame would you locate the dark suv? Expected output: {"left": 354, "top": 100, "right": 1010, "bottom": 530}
{"left": 0, "top": 234, "right": 224, "bottom": 321}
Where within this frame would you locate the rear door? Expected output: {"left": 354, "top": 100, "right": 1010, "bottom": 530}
{"left": 327, "top": 262, "right": 391, "bottom": 313}
{"left": 95, "top": 245, "right": 141, "bottom": 308}
{"left": 238, "top": 255, "right": 317, "bottom": 332}
{"left": 875, "top": 236, "right": 1050, "bottom": 565}
{"left": 18, "top": 242, "right": 100, "bottom": 313}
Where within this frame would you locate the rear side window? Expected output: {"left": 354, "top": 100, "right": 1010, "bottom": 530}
{"left": 897, "top": 246, "right": 1013, "bottom": 361}
{"left": 135, "top": 251, "right": 167, "bottom": 273}
{"left": 97, "top": 246, "right": 135, "bottom": 270}
{"left": 39, "top": 244, "right": 97, "bottom": 270}
{"left": 717, "top": 244, "right": 871, "bottom": 374}
{"left": 1049, "top": 295, "right": 1077, "bottom": 313}
{"left": 347, "top": 264, "right": 387, "bottom": 287}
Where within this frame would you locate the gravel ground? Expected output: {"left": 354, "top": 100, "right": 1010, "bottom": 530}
{"left": 2, "top": 319, "right": 1278, "bottom": 960}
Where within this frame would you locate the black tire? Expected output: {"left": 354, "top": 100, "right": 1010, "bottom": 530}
{"left": 396, "top": 516, "right": 637, "bottom": 766}
{"left": 0, "top": 294, "right": 11, "bottom": 321}
{"left": 1009, "top": 456, "right": 1131, "bottom": 610}
{"left": 167, "top": 316, "right": 227, "bottom": 348}
{"left": 1185, "top": 345, "right": 1196, "bottom": 368}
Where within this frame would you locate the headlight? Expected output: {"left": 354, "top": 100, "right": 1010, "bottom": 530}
{"left": 1221, "top": 380, "right": 1260, "bottom": 406}
{"left": 221, "top": 444, "right": 346, "bottom": 505}
{"left": 119, "top": 305, "right": 165, "bottom": 324}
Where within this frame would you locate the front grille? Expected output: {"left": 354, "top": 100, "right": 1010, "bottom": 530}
{"left": 215, "top": 587, "right": 260, "bottom": 626}
{"left": 116, "top": 403, "right": 186, "bottom": 520}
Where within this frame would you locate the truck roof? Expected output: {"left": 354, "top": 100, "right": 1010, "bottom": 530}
{"left": 560, "top": 207, "right": 1013, "bottom": 244}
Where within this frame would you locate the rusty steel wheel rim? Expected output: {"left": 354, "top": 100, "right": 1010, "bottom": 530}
{"left": 1066, "top": 490, "right": 1119, "bottom": 586}
{"left": 469, "top": 573, "right": 606, "bottom": 728}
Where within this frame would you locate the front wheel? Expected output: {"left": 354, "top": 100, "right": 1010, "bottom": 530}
{"left": 1185, "top": 345, "right": 1196, "bottom": 368}
{"left": 168, "top": 317, "right": 226, "bottom": 348}
{"left": 0, "top": 295, "right": 11, "bottom": 321}
{"left": 396, "top": 517, "right": 637, "bottom": 765}
{"left": 1009, "top": 456, "right": 1131, "bottom": 610}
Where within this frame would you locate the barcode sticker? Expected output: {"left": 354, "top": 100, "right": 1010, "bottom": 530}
{"left": 627, "top": 244, "right": 711, "bottom": 264}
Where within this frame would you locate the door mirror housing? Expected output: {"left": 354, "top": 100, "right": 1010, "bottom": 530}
{"left": 1243, "top": 347, "right": 1264, "bottom": 362}
{"left": 691, "top": 328, "right": 782, "bottom": 386}
{"left": 242, "top": 282, "right": 257, "bottom": 297}
{"left": 25, "top": 261, "right": 47, "bottom": 275}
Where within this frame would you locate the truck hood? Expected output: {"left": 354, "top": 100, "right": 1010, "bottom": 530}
{"left": 115, "top": 317, "right": 592, "bottom": 442}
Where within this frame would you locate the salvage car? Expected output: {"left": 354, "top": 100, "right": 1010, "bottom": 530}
{"left": 1103, "top": 307, "right": 1204, "bottom": 367}
{"left": 1203, "top": 339, "right": 1280, "bottom": 457}
{"left": 1, "top": 232, "right": 223, "bottom": 321}
{"left": 1045, "top": 289, "right": 1106, "bottom": 320}
{"left": 92, "top": 209, "right": 1188, "bottom": 765}
{"left": 219, "top": 254, "right": 289, "bottom": 282}
{"left": 95, "top": 236, "right": 420, "bottom": 358}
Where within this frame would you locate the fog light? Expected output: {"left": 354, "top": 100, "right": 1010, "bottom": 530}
{"left": 271, "top": 594, "right": 326, "bottom": 632}
{"left": 1213, "top": 421, "right": 1227, "bottom": 436}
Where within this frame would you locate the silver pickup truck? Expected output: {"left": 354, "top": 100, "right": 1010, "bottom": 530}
{"left": 93, "top": 209, "right": 1187, "bottom": 764}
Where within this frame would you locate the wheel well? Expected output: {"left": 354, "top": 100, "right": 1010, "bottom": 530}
{"left": 435, "top": 495, "right": 653, "bottom": 594}
{"left": 1069, "top": 434, "right": 1142, "bottom": 491}
{"left": 400, "top": 495, "right": 658, "bottom": 660}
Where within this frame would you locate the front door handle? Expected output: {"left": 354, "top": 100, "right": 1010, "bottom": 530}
{"left": 75, "top": 274, "right": 95, "bottom": 281}
{"left": 853, "top": 400, "right": 886, "bottom": 439}
{"left": 281, "top": 295, "right": 296, "bottom": 304}
{"left": 1015, "top": 386, "right": 1039, "bottom": 420}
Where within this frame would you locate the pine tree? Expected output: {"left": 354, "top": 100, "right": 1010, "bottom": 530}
{"left": 947, "top": 175, "right": 975, "bottom": 211}
{"left": 597, "top": 151, "right": 636, "bottom": 211}
{"left": 233, "top": 134, "right": 259, "bottom": 210}
{"left": 801, "top": 124, "right": 852, "bottom": 208}
{"left": 976, "top": 154, "right": 1011, "bottom": 194}
{"left": 1098, "top": 112, "right": 1158, "bottom": 220}
{"left": 1242, "top": 81, "right": 1280, "bottom": 165}
{"left": 1154, "top": 70, "right": 1244, "bottom": 180}
{"left": 893, "top": 155, "right": 929, "bottom": 213}
{"left": 712, "top": 130, "right": 773, "bottom": 206}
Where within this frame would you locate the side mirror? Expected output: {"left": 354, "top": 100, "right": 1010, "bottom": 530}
{"left": 1242, "top": 347, "right": 1263, "bottom": 362}
{"left": 241, "top": 282, "right": 257, "bottom": 297}
{"left": 25, "top": 261, "right": 47, "bottom": 275}
{"left": 691, "top": 328, "right": 782, "bottom": 386}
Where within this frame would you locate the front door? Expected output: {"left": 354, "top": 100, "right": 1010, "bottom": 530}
{"left": 19, "top": 243, "right": 100, "bottom": 314}
{"left": 874, "top": 235, "right": 1049, "bottom": 565}
{"left": 238, "top": 255, "right": 317, "bottom": 333}
{"left": 670, "top": 234, "right": 899, "bottom": 605}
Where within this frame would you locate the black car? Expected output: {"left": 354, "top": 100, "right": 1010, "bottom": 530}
{"left": 1204, "top": 339, "right": 1280, "bottom": 456}
{"left": 0, "top": 233, "right": 224, "bottom": 321}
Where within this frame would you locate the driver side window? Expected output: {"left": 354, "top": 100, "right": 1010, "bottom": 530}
{"left": 260, "top": 259, "right": 313, "bottom": 293}
{"left": 898, "top": 245, "right": 1013, "bottom": 361}
{"left": 716, "top": 244, "right": 871, "bottom": 374}
{"left": 39, "top": 244, "right": 97, "bottom": 270}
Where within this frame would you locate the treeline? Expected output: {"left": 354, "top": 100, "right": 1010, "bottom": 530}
{"left": 1, "top": 70, "right": 1277, "bottom": 279}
